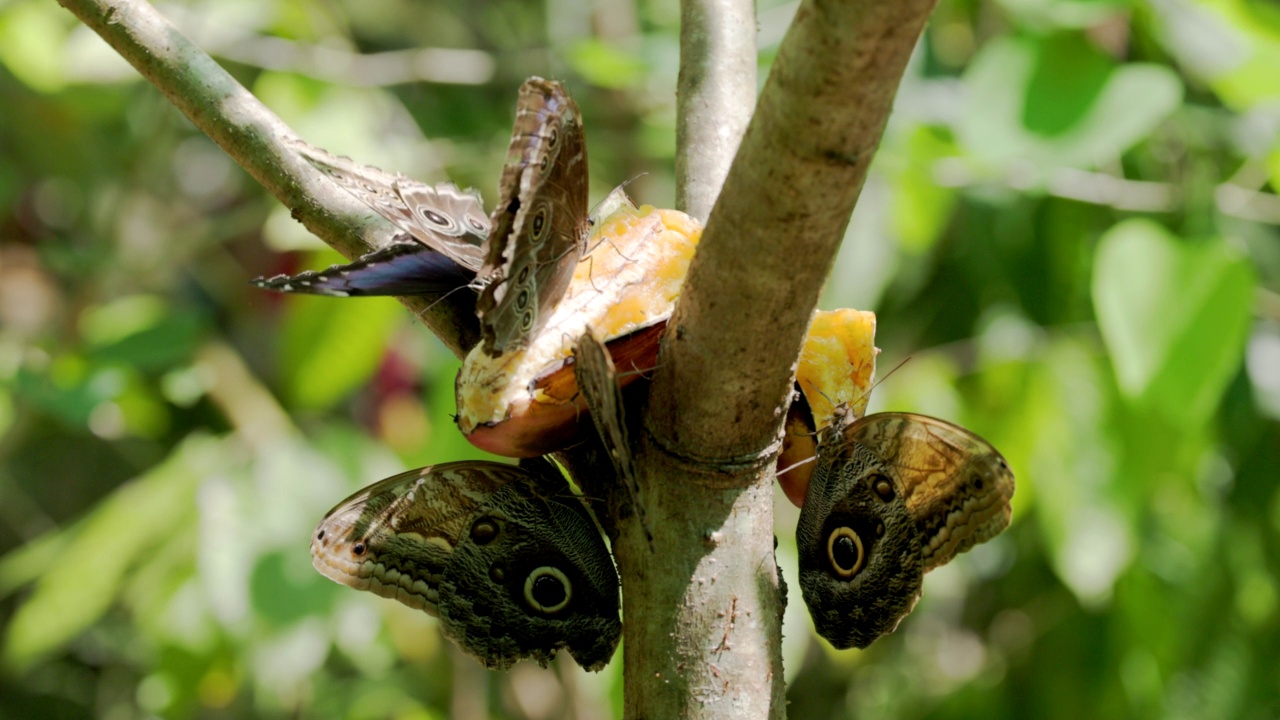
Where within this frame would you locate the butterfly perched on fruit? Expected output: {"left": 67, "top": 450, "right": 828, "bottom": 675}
{"left": 254, "top": 78, "right": 700, "bottom": 458}
{"left": 771, "top": 310, "right": 1014, "bottom": 647}
{"left": 311, "top": 460, "right": 621, "bottom": 670}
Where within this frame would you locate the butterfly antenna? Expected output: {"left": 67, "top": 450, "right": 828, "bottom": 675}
{"left": 798, "top": 376, "right": 837, "bottom": 413}
{"left": 617, "top": 362, "right": 660, "bottom": 382}
{"left": 777, "top": 454, "right": 819, "bottom": 478}
{"left": 413, "top": 282, "right": 480, "bottom": 321}
{"left": 868, "top": 355, "right": 911, "bottom": 394}
{"left": 585, "top": 179, "right": 646, "bottom": 262}
{"left": 796, "top": 353, "right": 913, "bottom": 421}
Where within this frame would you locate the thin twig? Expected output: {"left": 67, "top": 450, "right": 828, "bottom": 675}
{"left": 55, "top": 0, "right": 479, "bottom": 356}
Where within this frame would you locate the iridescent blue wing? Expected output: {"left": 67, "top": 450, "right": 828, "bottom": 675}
{"left": 252, "top": 241, "right": 475, "bottom": 298}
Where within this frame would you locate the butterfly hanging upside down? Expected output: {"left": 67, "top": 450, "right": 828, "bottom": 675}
{"left": 782, "top": 310, "right": 1016, "bottom": 649}
{"left": 259, "top": 75, "right": 1015, "bottom": 657}
{"left": 310, "top": 460, "right": 622, "bottom": 670}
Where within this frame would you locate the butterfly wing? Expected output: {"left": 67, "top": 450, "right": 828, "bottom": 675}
{"left": 476, "top": 77, "right": 590, "bottom": 357}
{"left": 795, "top": 410, "right": 1014, "bottom": 649}
{"left": 846, "top": 412, "right": 1014, "bottom": 571}
{"left": 796, "top": 421, "right": 925, "bottom": 649}
{"left": 311, "top": 461, "right": 621, "bottom": 671}
{"left": 251, "top": 241, "right": 477, "bottom": 297}
{"left": 573, "top": 329, "right": 649, "bottom": 539}
{"left": 439, "top": 465, "right": 622, "bottom": 671}
{"left": 294, "top": 141, "right": 489, "bottom": 272}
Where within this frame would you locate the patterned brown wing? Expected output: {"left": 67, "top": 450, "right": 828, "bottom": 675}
{"left": 311, "top": 461, "right": 621, "bottom": 671}
{"left": 795, "top": 409, "right": 1014, "bottom": 649}
{"left": 293, "top": 140, "right": 489, "bottom": 272}
{"left": 476, "top": 77, "right": 589, "bottom": 357}
{"left": 573, "top": 329, "right": 648, "bottom": 538}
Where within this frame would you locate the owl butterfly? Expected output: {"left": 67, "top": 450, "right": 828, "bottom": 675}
{"left": 254, "top": 77, "right": 586, "bottom": 360}
{"left": 311, "top": 461, "right": 621, "bottom": 670}
{"left": 796, "top": 409, "right": 1014, "bottom": 650}
{"left": 476, "top": 77, "right": 589, "bottom": 357}
{"left": 254, "top": 78, "right": 699, "bottom": 458}
{"left": 252, "top": 143, "right": 488, "bottom": 297}
{"left": 572, "top": 329, "right": 649, "bottom": 539}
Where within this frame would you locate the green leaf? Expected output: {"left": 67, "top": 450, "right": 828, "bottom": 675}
{"left": 566, "top": 39, "right": 648, "bottom": 89}
{"left": 0, "top": 1, "right": 69, "bottom": 92}
{"left": 80, "top": 295, "right": 206, "bottom": 371}
{"left": 249, "top": 551, "right": 338, "bottom": 626}
{"left": 1, "top": 435, "right": 238, "bottom": 669}
{"left": 889, "top": 127, "right": 958, "bottom": 254}
{"left": 1092, "top": 219, "right": 1255, "bottom": 426}
{"left": 279, "top": 285, "right": 404, "bottom": 411}
{"left": 1151, "top": 0, "right": 1280, "bottom": 110}
{"left": 961, "top": 36, "right": 1183, "bottom": 168}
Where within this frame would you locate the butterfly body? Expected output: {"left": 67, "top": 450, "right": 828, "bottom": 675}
{"left": 476, "top": 78, "right": 590, "bottom": 357}
{"left": 777, "top": 308, "right": 879, "bottom": 507}
{"left": 796, "top": 411, "right": 1014, "bottom": 649}
{"left": 311, "top": 461, "right": 621, "bottom": 670}
{"left": 254, "top": 79, "right": 700, "bottom": 458}
{"left": 456, "top": 197, "right": 700, "bottom": 457}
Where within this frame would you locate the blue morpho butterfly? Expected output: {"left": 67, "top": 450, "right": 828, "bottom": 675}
{"left": 253, "top": 77, "right": 589, "bottom": 359}
{"left": 251, "top": 152, "right": 489, "bottom": 298}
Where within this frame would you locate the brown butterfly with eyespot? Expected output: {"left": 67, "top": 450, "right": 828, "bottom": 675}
{"left": 311, "top": 460, "right": 622, "bottom": 671}
{"left": 572, "top": 328, "right": 651, "bottom": 540}
{"left": 796, "top": 407, "right": 1014, "bottom": 649}
{"left": 476, "top": 78, "right": 590, "bottom": 357}
{"left": 255, "top": 77, "right": 586, "bottom": 350}
{"left": 253, "top": 78, "right": 701, "bottom": 458}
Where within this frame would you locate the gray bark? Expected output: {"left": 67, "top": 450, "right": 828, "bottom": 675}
{"left": 56, "top": 0, "right": 941, "bottom": 717}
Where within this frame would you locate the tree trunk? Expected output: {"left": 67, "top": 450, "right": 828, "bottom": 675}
{"left": 56, "top": 0, "right": 940, "bottom": 717}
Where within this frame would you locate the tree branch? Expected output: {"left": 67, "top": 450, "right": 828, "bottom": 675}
{"left": 59, "top": 1, "right": 939, "bottom": 718}
{"left": 620, "top": 0, "right": 939, "bottom": 716}
{"left": 55, "top": 0, "right": 479, "bottom": 357}
{"left": 651, "top": 0, "right": 938, "bottom": 463}
{"left": 676, "top": 0, "right": 757, "bottom": 221}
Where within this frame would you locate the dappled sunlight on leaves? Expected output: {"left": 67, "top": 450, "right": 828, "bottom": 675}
{"left": 2, "top": 0, "right": 1279, "bottom": 716}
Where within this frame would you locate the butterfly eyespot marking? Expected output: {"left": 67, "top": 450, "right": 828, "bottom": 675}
{"left": 972, "top": 474, "right": 984, "bottom": 491}
{"left": 421, "top": 208, "right": 451, "bottom": 227}
{"left": 521, "top": 310, "right": 535, "bottom": 331}
{"left": 875, "top": 521, "right": 885, "bottom": 538}
{"left": 471, "top": 518, "right": 499, "bottom": 545}
{"left": 548, "top": 127, "right": 560, "bottom": 147}
{"left": 539, "top": 154, "right": 551, "bottom": 174}
{"left": 468, "top": 216, "right": 487, "bottom": 232}
{"left": 316, "top": 529, "right": 325, "bottom": 541}
{"left": 489, "top": 565, "right": 506, "bottom": 583}
{"left": 826, "top": 527, "right": 866, "bottom": 580}
{"left": 352, "top": 542, "right": 366, "bottom": 556}
{"left": 531, "top": 205, "right": 549, "bottom": 239}
{"left": 516, "top": 265, "right": 531, "bottom": 284}
{"left": 871, "top": 474, "right": 895, "bottom": 502}
{"left": 515, "top": 289, "right": 530, "bottom": 310}
{"left": 524, "top": 566, "right": 571, "bottom": 614}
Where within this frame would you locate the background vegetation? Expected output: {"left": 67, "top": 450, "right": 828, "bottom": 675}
{"left": 1, "top": 0, "right": 1278, "bottom": 717}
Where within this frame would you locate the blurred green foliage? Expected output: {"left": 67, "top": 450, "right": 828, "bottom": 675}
{"left": 1, "top": 0, "right": 1278, "bottom": 718}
